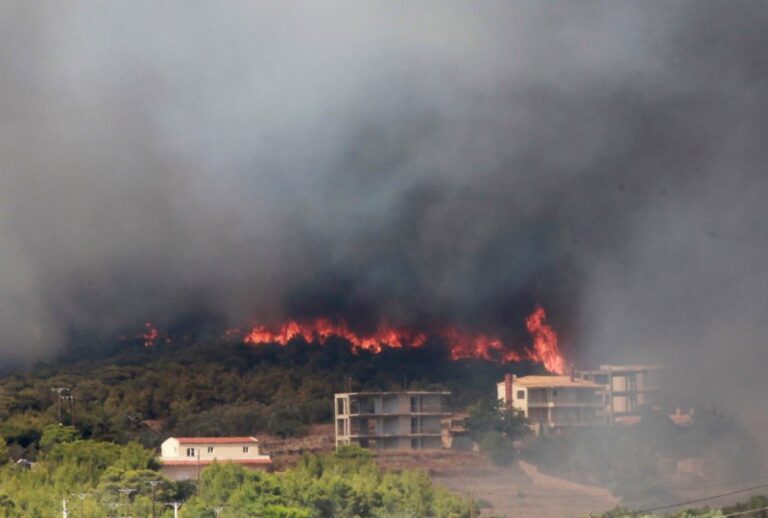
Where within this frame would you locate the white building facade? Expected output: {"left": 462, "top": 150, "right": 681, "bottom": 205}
{"left": 159, "top": 437, "right": 271, "bottom": 481}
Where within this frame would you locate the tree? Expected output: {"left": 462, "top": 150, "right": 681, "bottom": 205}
{"left": 0, "top": 440, "right": 7, "bottom": 465}
{"left": 465, "top": 399, "right": 529, "bottom": 442}
{"left": 39, "top": 425, "right": 78, "bottom": 453}
{"left": 0, "top": 494, "right": 15, "bottom": 518}
{"left": 465, "top": 399, "right": 530, "bottom": 465}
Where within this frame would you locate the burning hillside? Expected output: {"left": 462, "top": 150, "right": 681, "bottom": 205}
{"left": 239, "top": 305, "right": 566, "bottom": 374}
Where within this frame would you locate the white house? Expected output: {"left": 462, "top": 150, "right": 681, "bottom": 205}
{"left": 159, "top": 436, "right": 272, "bottom": 481}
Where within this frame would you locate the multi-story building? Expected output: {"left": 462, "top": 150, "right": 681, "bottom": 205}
{"left": 159, "top": 436, "right": 272, "bottom": 481}
{"left": 334, "top": 391, "right": 450, "bottom": 450}
{"left": 497, "top": 374, "right": 604, "bottom": 434}
{"left": 576, "top": 364, "right": 663, "bottom": 424}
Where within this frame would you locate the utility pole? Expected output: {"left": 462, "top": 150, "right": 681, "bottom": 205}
{"left": 165, "top": 502, "right": 182, "bottom": 518}
{"left": 147, "top": 480, "right": 160, "bottom": 518}
{"left": 62, "top": 497, "right": 68, "bottom": 518}
{"left": 63, "top": 393, "right": 76, "bottom": 427}
{"left": 118, "top": 488, "right": 136, "bottom": 517}
{"left": 196, "top": 448, "right": 201, "bottom": 492}
{"left": 70, "top": 493, "right": 87, "bottom": 517}
{"left": 211, "top": 505, "right": 225, "bottom": 517}
{"left": 64, "top": 392, "right": 77, "bottom": 427}
{"left": 51, "top": 387, "right": 70, "bottom": 424}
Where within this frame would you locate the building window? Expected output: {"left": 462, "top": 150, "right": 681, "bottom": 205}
{"left": 243, "top": 446, "right": 249, "bottom": 453}
{"left": 207, "top": 447, "right": 214, "bottom": 454}
{"left": 411, "top": 438, "right": 422, "bottom": 449}
{"left": 517, "top": 390, "right": 525, "bottom": 399}
{"left": 410, "top": 397, "right": 419, "bottom": 412}
{"left": 553, "top": 390, "right": 558, "bottom": 397}
{"left": 186, "top": 448, "right": 195, "bottom": 457}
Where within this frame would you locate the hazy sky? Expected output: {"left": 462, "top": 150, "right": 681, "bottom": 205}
{"left": 1, "top": 1, "right": 768, "bottom": 414}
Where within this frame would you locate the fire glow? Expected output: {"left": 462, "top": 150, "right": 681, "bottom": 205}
{"left": 242, "top": 305, "right": 566, "bottom": 374}
{"left": 139, "top": 322, "right": 170, "bottom": 348}
{"left": 140, "top": 322, "right": 159, "bottom": 347}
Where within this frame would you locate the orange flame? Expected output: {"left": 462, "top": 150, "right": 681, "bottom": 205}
{"left": 243, "top": 319, "right": 426, "bottom": 353}
{"left": 444, "top": 327, "right": 522, "bottom": 363}
{"left": 525, "top": 306, "right": 566, "bottom": 374}
{"left": 242, "top": 306, "right": 566, "bottom": 373}
{"left": 140, "top": 322, "right": 159, "bottom": 347}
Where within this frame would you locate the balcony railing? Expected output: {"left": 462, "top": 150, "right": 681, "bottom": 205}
{"left": 527, "top": 401, "right": 603, "bottom": 408}
{"left": 347, "top": 431, "right": 442, "bottom": 438}
{"left": 345, "top": 410, "right": 450, "bottom": 416}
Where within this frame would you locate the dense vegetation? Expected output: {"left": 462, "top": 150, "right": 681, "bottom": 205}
{"left": 0, "top": 338, "right": 537, "bottom": 459}
{"left": 464, "top": 398, "right": 531, "bottom": 465}
{"left": 0, "top": 433, "right": 474, "bottom": 517}
{"left": 591, "top": 495, "right": 768, "bottom": 518}
{"left": 0, "top": 336, "right": 762, "bottom": 516}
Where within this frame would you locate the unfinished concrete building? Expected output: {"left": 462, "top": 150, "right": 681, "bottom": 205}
{"left": 576, "top": 364, "right": 663, "bottom": 424}
{"left": 334, "top": 391, "right": 450, "bottom": 450}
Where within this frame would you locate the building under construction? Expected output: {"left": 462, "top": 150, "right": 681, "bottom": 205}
{"left": 334, "top": 391, "right": 450, "bottom": 450}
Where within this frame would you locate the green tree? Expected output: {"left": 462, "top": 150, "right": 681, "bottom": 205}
{"left": 39, "top": 425, "right": 78, "bottom": 453}
{"left": 465, "top": 399, "right": 529, "bottom": 442}
{"left": 0, "top": 494, "right": 15, "bottom": 518}
{"left": 465, "top": 399, "right": 529, "bottom": 465}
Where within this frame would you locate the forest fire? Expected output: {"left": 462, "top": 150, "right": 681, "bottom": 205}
{"left": 140, "top": 322, "right": 159, "bottom": 347}
{"left": 242, "top": 306, "right": 566, "bottom": 374}
{"left": 525, "top": 306, "right": 567, "bottom": 375}
{"left": 138, "top": 322, "right": 171, "bottom": 347}
{"left": 243, "top": 320, "right": 427, "bottom": 353}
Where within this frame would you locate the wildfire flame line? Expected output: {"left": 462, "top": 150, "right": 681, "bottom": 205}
{"left": 241, "top": 305, "right": 566, "bottom": 374}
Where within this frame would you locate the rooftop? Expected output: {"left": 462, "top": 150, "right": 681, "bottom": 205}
{"left": 171, "top": 436, "right": 259, "bottom": 444}
{"left": 501, "top": 375, "right": 602, "bottom": 389}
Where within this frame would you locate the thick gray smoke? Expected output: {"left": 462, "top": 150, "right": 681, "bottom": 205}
{"left": 1, "top": 0, "right": 767, "bottom": 413}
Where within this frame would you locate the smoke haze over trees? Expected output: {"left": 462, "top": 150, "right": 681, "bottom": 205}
{"left": 1, "top": 1, "right": 768, "bottom": 425}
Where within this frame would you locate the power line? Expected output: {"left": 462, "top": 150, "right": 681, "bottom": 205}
{"left": 499, "top": 473, "right": 768, "bottom": 499}
{"left": 636, "top": 482, "right": 768, "bottom": 514}
{"left": 50, "top": 387, "right": 70, "bottom": 424}
{"left": 722, "top": 505, "right": 768, "bottom": 517}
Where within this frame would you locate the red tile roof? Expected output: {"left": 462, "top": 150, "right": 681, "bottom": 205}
{"left": 173, "top": 437, "right": 258, "bottom": 444}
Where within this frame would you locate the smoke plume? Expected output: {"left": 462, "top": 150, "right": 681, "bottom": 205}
{"left": 1, "top": 0, "right": 768, "bottom": 420}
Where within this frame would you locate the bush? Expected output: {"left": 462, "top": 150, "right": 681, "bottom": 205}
{"left": 479, "top": 431, "right": 516, "bottom": 466}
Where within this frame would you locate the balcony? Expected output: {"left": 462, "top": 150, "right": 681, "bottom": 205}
{"left": 347, "top": 431, "right": 442, "bottom": 438}
{"left": 346, "top": 410, "right": 451, "bottom": 417}
{"left": 527, "top": 401, "right": 603, "bottom": 408}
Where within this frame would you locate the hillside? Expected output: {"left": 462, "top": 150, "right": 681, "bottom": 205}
{"left": 0, "top": 337, "right": 543, "bottom": 458}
